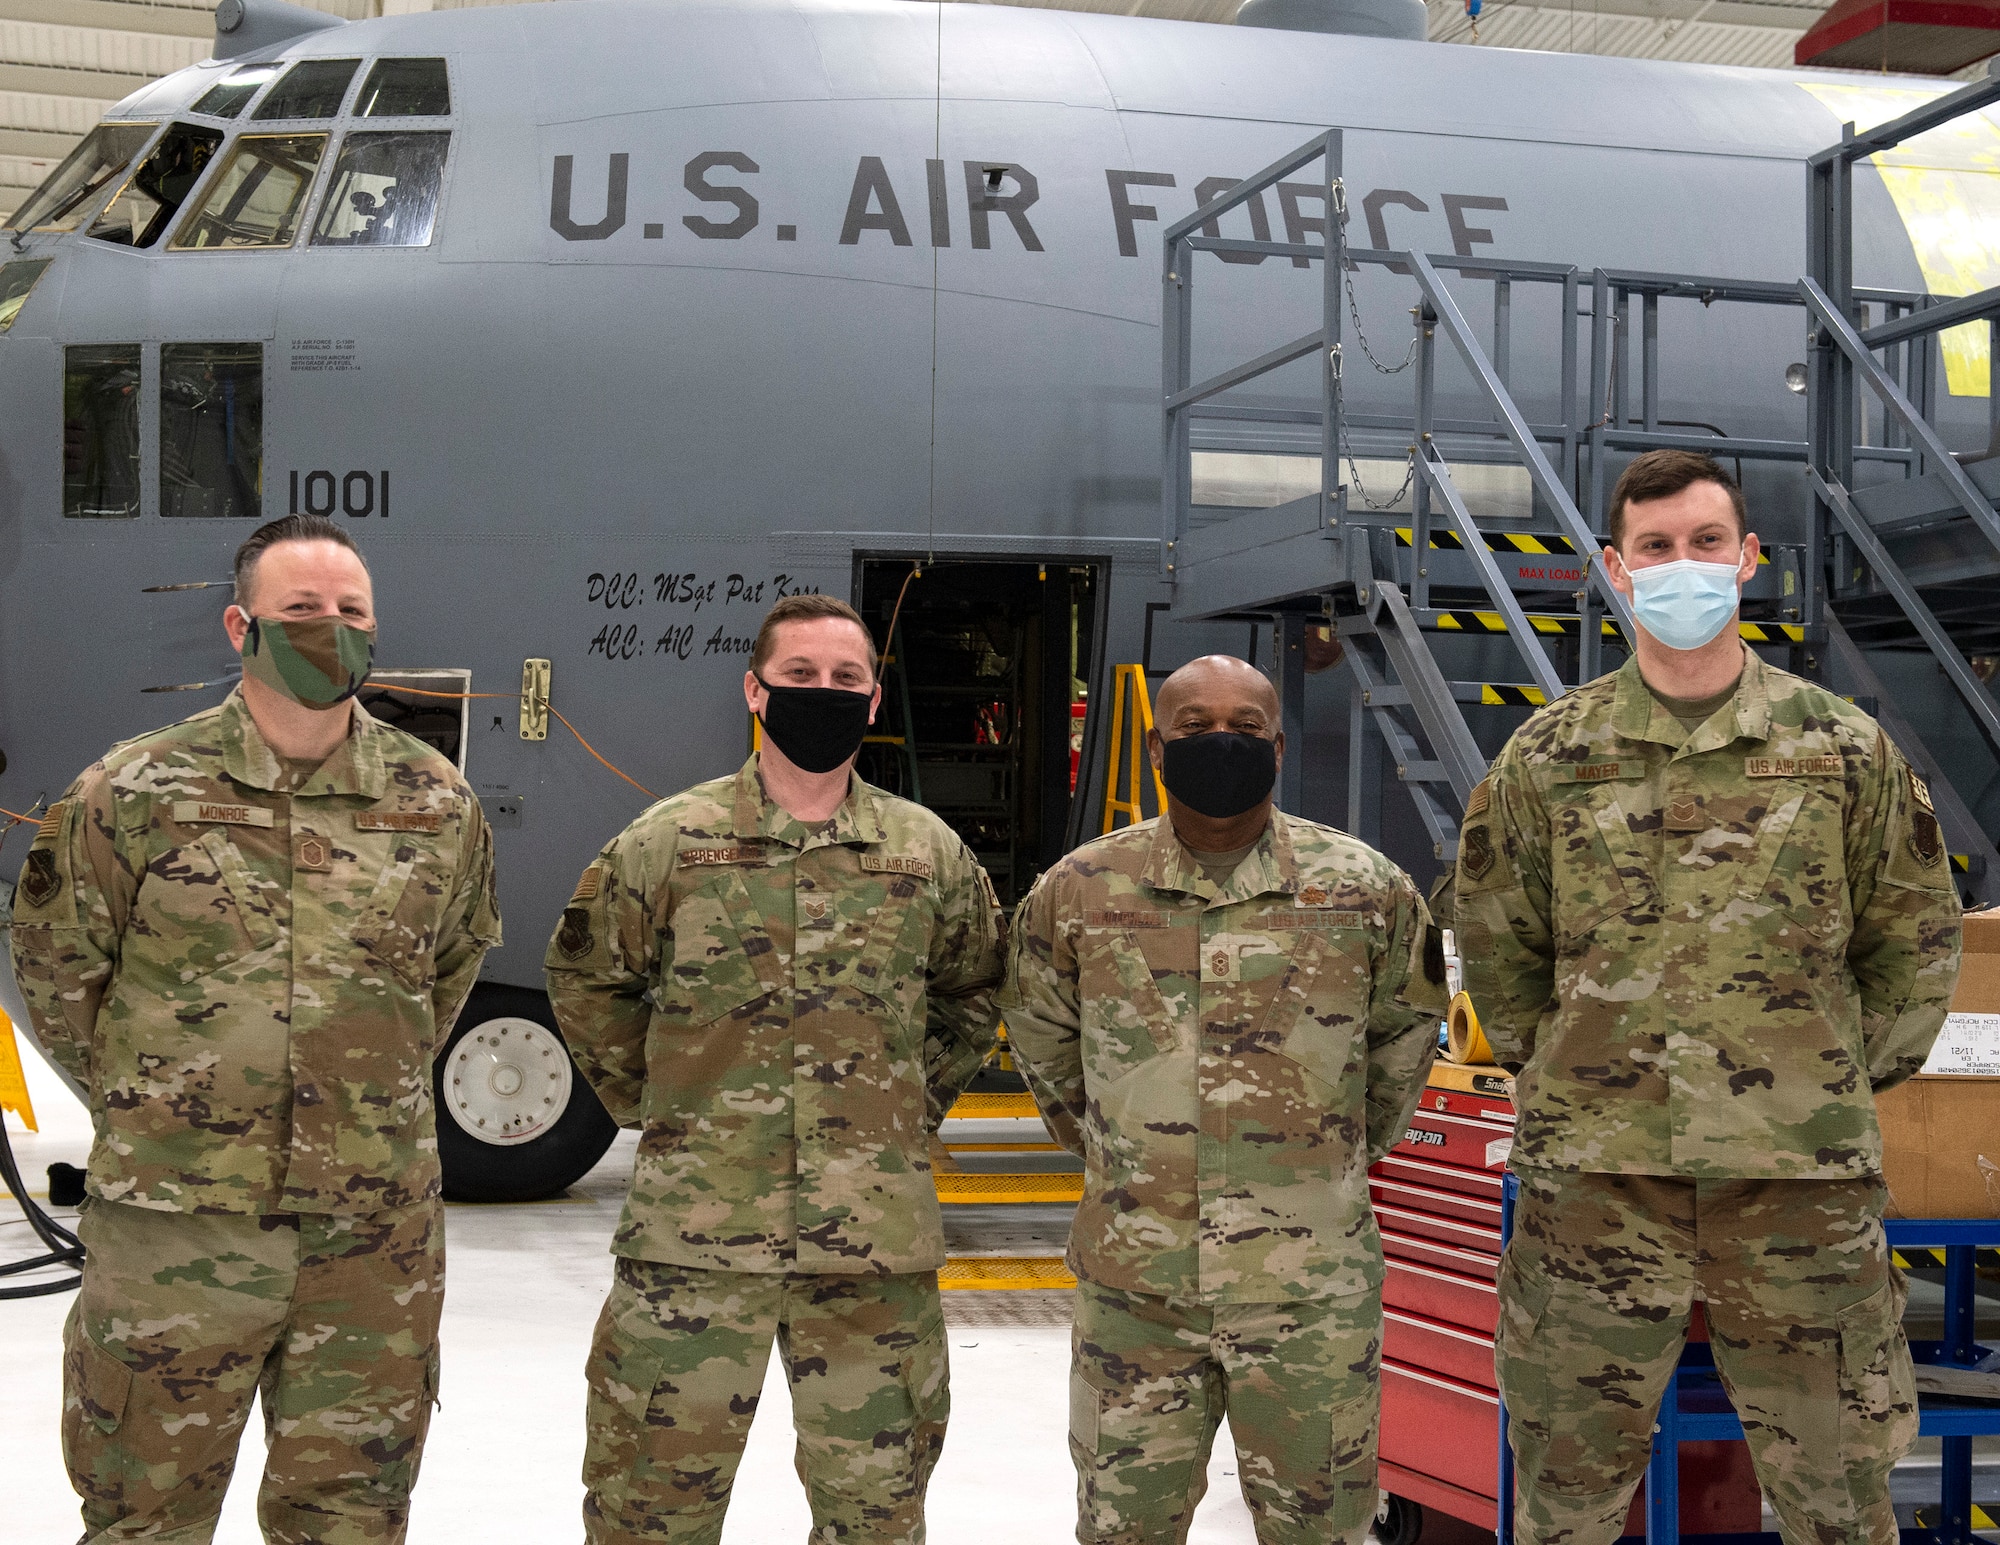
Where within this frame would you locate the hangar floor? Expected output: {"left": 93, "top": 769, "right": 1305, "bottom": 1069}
{"left": 5, "top": 1040, "right": 1995, "bottom": 1543}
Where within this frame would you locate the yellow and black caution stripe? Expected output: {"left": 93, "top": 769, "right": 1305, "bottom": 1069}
{"left": 1892, "top": 1246, "right": 2000, "bottom": 1270}
{"left": 1739, "top": 622, "right": 1806, "bottom": 643}
{"left": 1428, "top": 610, "right": 1804, "bottom": 644}
{"left": 939, "top": 1256, "right": 1076, "bottom": 1291}
{"left": 1479, "top": 685, "right": 1550, "bottom": 708}
{"left": 1913, "top": 1505, "right": 1999, "bottom": 1531}
{"left": 1395, "top": 528, "right": 1580, "bottom": 555}
{"left": 935, "top": 1173, "right": 1084, "bottom": 1205}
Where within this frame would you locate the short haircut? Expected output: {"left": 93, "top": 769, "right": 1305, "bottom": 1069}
{"left": 751, "top": 594, "right": 878, "bottom": 677}
{"left": 1608, "top": 450, "right": 1746, "bottom": 550}
{"left": 233, "top": 516, "right": 367, "bottom": 609}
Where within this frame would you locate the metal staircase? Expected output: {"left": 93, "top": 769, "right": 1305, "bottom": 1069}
{"left": 1161, "top": 104, "right": 2000, "bottom": 906}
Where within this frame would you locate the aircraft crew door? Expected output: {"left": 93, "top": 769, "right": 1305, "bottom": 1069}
{"left": 855, "top": 558, "right": 1104, "bottom": 908}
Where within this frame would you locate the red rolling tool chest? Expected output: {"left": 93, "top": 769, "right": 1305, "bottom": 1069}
{"left": 1371, "top": 1065, "right": 1762, "bottom": 1543}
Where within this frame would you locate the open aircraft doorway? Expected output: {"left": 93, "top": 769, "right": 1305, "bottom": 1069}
{"left": 854, "top": 557, "right": 1105, "bottom": 912}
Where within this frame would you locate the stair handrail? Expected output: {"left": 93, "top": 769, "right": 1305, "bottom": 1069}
{"left": 1406, "top": 251, "right": 1639, "bottom": 645}
{"left": 1799, "top": 276, "right": 2000, "bottom": 558}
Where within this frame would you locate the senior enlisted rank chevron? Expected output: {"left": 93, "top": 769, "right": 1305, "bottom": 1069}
{"left": 9, "top": 515, "right": 502, "bottom": 1545}
{"left": 1002, "top": 655, "right": 1447, "bottom": 1545}
{"left": 544, "top": 594, "right": 1005, "bottom": 1545}
{"left": 1454, "top": 450, "right": 1962, "bottom": 1545}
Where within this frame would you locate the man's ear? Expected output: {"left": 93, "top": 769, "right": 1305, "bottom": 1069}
{"left": 1738, "top": 531, "right": 1762, "bottom": 584}
{"left": 1272, "top": 729, "right": 1285, "bottom": 774}
{"left": 1147, "top": 727, "right": 1165, "bottom": 771}
{"left": 223, "top": 604, "right": 251, "bottom": 652}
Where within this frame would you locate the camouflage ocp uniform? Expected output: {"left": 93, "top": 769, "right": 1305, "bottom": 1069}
{"left": 1001, "top": 812, "right": 1445, "bottom": 1545}
{"left": 1455, "top": 651, "right": 1961, "bottom": 1545}
{"left": 544, "top": 755, "right": 1003, "bottom": 1545}
{"left": 9, "top": 688, "right": 500, "bottom": 1544}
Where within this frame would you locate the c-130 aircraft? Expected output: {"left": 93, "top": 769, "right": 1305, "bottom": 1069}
{"left": 0, "top": 0, "right": 1988, "bottom": 1199}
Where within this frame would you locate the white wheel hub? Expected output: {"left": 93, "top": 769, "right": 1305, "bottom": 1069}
{"left": 444, "top": 1017, "right": 573, "bottom": 1146}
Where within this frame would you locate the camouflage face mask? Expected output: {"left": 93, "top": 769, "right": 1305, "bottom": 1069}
{"left": 239, "top": 615, "right": 375, "bottom": 709}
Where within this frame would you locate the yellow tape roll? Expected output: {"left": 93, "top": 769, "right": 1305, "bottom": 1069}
{"left": 1446, "top": 991, "right": 1491, "bottom": 1066}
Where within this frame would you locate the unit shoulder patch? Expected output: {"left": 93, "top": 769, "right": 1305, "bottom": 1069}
{"left": 555, "top": 906, "right": 594, "bottom": 960}
{"left": 18, "top": 848, "right": 60, "bottom": 908}
{"left": 171, "top": 800, "right": 275, "bottom": 829}
{"left": 1461, "top": 824, "right": 1496, "bottom": 881}
{"left": 355, "top": 810, "right": 444, "bottom": 834}
{"left": 860, "top": 853, "right": 934, "bottom": 881}
{"left": 1744, "top": 755, "right": 1845, "bottom": 778}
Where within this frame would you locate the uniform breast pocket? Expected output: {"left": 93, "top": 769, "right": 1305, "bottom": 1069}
{"left": 1550, "top": 785, "right": 1643, "bottom": 944}
{"left": 138, "top": 830, "right": 281, "bottom": 982}
{"left": 1751, "top": 781, "right": 1849, "bottom": 941}
{"left": 1077, "top": 927, "right": 1185, "bottom": 1085}
{"left": 1262, "top": 929, "right": 1361, "bottom": 1091}
{"left": 661, "top": 871, "right": 782, "bottom": 1025}
{"left": 352, "top": 843, "right": 447, "bottom": 993}
{"left": 808, "top": 874, "right": 930, "bottom": 1020}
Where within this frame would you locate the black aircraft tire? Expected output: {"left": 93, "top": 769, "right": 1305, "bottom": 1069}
{"left": 1375, "top": 1492, "right": 1424, "bottom": 1545}
{"left": 433, "top": 983, "right": 617, "bottom": 1203}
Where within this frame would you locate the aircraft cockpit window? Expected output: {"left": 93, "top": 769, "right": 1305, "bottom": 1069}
{"left": 252, "top": 59, "right": 362, "bottom": 121}
{"left": 88, "top": 124, "right": 225, "bottom": 247}
{"left": 0, "top": 259, "right": 52, "bottom": 333}
{"left": 63, "top": 345, "right": 143, "bottom": 519}
{"left": 356, "top": 58, "right": 450, "bottom": 117}
{"left": 312, "top": 132, "right": 449, "bottom": 247}
{"left": 170, "top": 135, "right": 328, "bottom": 251}
{"left": 4, "top": 122, "right": 156, "bottom": 233}
{"left": 161, "top": 342, "right": 263, "bottom": 519}
{"left": 191, "top": 64, "right": 282, "bottom": 120}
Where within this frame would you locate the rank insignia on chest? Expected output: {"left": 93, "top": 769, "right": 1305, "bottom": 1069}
{"left": 296, "top": 835, "right": 332, "bottom": 873}
{"left": 1299, "top": 884, "right": 1329, "bottom": 906}
{"left": 1462, "top": 824, "right": 1495, "bottom": 881}
{"left": 556, "top": 906, "right": 594, "bottom": 960}
{"left": 19, "top": 848, "right": 59, "bottom": 908}
{"left": 1210, "top": 948, "right": 1232, "bottom": 978}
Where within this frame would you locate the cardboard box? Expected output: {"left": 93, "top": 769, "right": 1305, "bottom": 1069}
{"left": 1878, "top": 908, "right": 2000, "bottom": 1219}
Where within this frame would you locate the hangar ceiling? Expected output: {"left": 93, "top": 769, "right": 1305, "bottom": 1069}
{"left": 0, "top": 0, "right": 1963, "bottom": 225}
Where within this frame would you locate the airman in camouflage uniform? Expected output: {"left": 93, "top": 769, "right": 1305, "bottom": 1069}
{"left": 9, "top": 516, "right": 501, "bottom": 1544}
{"left": 1455, "top": 452, "right": 1961, "bottom": 1545}
{"left": 546, "top": 594, "right": 1004, "bottom": 1545}
{"left": 1003, "top": 655, "right": 1445, "bottom": 1545}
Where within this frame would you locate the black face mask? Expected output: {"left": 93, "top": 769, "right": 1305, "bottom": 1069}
{"left": 1159, "top": 731, "right": 1278, "bottom": 819}
{"left": 755, "top": 678, "right": 873, "bottom": 774}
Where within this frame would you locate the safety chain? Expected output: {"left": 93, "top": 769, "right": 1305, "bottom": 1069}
{"left": 1333, "top": 185, "right": 1420, "bottom": 376}
{"left": 1336, "top": 417, "right": 1416, "bottom": 511}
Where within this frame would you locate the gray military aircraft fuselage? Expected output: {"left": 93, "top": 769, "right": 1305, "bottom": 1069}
{"left": 0, "top": 0, "right": 1975, "bottom": 1195}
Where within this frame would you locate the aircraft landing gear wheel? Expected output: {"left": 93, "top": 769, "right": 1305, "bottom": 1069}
{"left": 1375, "top": 1490, "right": 1423, "bottom": 1545}
{"left": 434, "top": 983, "right": 617, "bottom": 1202}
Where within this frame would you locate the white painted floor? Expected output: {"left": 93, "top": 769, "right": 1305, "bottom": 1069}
{"left": 1, "top": 1033, "right": 1264, "bottom": 1544}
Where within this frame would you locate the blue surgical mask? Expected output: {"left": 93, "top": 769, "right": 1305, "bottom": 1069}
{"left": 1626, "top": 554, "right": 1743, "bottom": 651}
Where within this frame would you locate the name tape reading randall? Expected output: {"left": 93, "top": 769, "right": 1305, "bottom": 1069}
{"left": 171, "top": 802, "right": 275, "bottom": 828}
